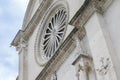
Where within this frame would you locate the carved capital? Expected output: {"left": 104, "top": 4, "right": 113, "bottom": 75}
{"left": 16, "top": 38, "right": 28, "bottom": 52}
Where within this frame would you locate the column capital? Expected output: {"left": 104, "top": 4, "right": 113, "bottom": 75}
{"left": 16, "top": 38, "right": 28, "bottom": 53}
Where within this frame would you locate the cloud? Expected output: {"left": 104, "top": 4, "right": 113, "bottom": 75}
{"left": 0, "top": 0, "right": 29, "bottom": 80}
{"left": 9, "top": 0, "right": 29, "bottom": 14}
{"left": 0, "top": 63, "right": 18, "bottom": 80}
{"left": 0, "top": 6, "right": 3, "bottom": 16}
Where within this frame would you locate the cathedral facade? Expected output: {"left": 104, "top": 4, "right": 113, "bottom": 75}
{"left": 12, "top": 0, "right": 120, "bottom": 80}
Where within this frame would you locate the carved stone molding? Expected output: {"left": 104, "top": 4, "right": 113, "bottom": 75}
{"left": 11, "top": 30, "right": 23, "bottom": 46}
{"left": 22, "top": 0, "right": 53, "bottom": 41}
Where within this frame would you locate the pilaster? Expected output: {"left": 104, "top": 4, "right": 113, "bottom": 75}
{"left": 85, "top": 12, "right": 118, "bottom": 80}
{"left": 69, "top": 0, "right": 119, "bottom": 80}
{"left": 17, "top": 38, "right": 28, "bottom": 80}
{"left": 94, "top": 12, "right": 120, "bottom": 80}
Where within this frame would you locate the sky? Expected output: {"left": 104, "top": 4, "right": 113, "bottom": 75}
{"left": 0, "top": 0, "right": 29, "bottom": 80}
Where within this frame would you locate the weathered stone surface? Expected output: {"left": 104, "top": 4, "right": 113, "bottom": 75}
{"left": 11, "top": 0, "right": 120, "bottom": 80}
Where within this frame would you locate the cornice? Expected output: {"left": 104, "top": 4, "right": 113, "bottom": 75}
{"left": 69, "top": 0, "right": 113, "bottom": 28}
{"left": 11, "top": 0, "right": 53, "bottom": 47}
{"left": 11, "top": 30, "right": 23, "bottom": 46}
{"left": 11, "top": 0, "right": 112, "bottom": 47}
{"left": 22, "top": 0, "right": 35, "bottom": 30}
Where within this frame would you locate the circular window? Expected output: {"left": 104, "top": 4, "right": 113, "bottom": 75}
{"left": 42, "top": 8, "right": 67, "bottom": 58}
{"left": 35, "top": 1, "right": 69, "bottom": 66}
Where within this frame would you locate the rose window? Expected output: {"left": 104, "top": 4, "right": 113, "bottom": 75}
{"left": 41, "top": 8, "right": 68, "bottom": 58}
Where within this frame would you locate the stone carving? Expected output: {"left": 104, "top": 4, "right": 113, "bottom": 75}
{"left": 96, "top": 57, "right": 111, "bottom": 75}
{"left": 73, "top": 54, "right": 92, "bottom": 80}
{"left": 16, "top": 38, "right": 28, "bottom": 52}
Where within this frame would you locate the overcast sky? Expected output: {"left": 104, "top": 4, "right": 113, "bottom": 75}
{"left": 0, "top": 0, "right": 29, "bottom": 80}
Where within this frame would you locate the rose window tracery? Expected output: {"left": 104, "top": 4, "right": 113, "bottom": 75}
{"left": 41, "top": 8, "right": 67, "bottom": 58}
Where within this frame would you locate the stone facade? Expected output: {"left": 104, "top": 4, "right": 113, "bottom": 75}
{"left": 12, "top": 0, "right": 120, "bottom": 80}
